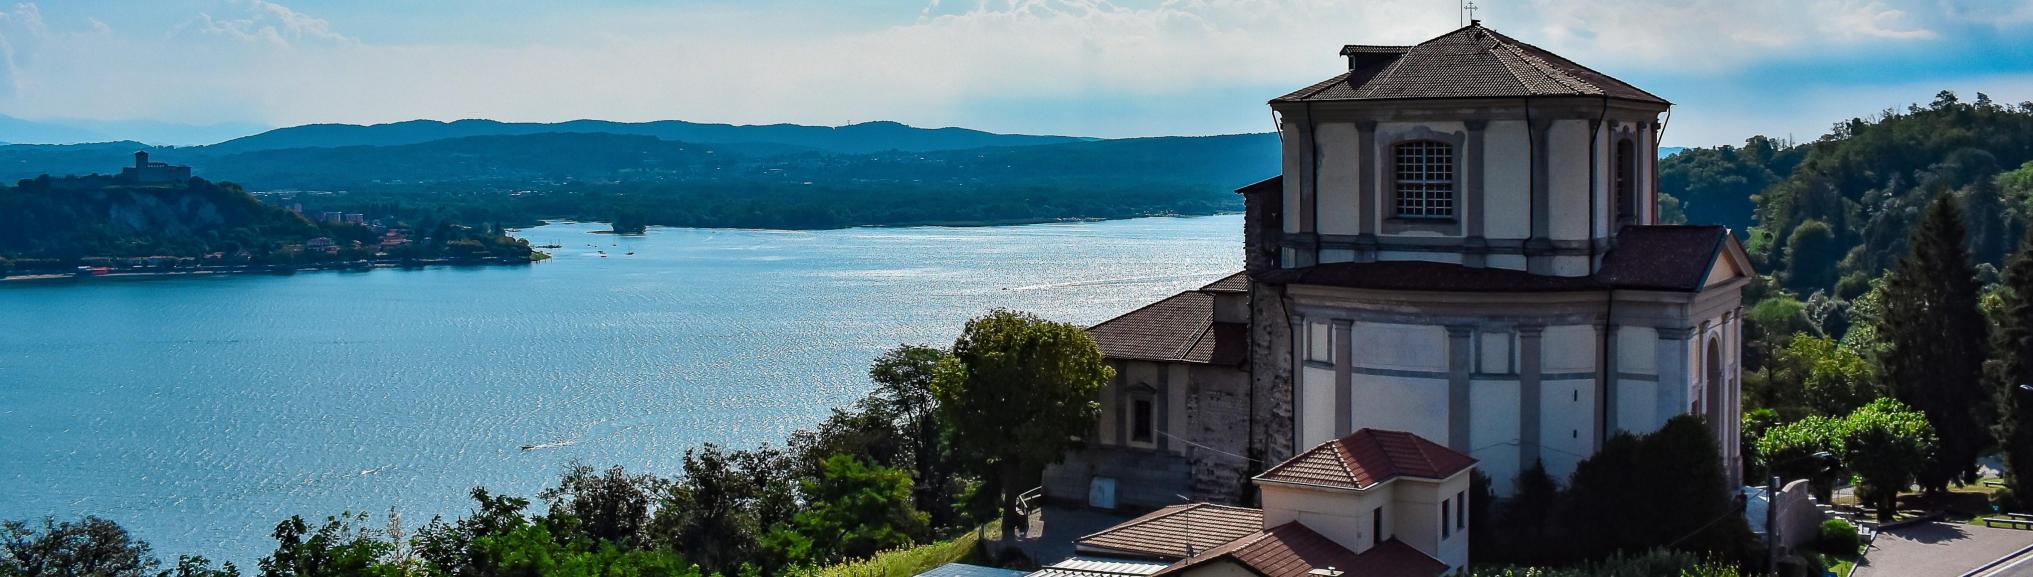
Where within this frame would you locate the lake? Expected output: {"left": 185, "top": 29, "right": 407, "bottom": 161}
{"left": 0, "top": 215, "right": 1242, "bottom": 565}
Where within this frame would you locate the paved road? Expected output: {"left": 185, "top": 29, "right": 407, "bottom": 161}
{"left": 1853, "top": 522, "right": 2033, "bottom": 577}
{"left": 1977, "top": 552, "right": 2033, "bottom": 577}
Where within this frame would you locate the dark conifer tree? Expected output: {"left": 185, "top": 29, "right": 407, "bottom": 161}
{"left": 1989, "top": 233, "right": 2033, "bottom": 507}
{"left": 1878, "top": 194, "right": 1993, "bottom": 491}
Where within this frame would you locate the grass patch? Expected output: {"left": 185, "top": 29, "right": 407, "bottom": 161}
{"left": 798, "top": 521, "right": 1000, "bottom": 577}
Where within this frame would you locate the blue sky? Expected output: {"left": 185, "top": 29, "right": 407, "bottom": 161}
{"left": 2, "top": 0, "right": 2031, "bottom": 146}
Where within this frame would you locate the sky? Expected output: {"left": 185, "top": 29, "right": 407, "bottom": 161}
{"left": 0, "top": 0, "right": 2031, "bottom": 146}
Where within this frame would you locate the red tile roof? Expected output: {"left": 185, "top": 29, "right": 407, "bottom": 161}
{"left": 1255, "top": 429, "right": 1475, "bottom": 491}
{"left": 1276, "top": 24, "right": 1666, "bottom": 106}
{"left": 1087, "top": 291, "right": 1246, "bottom": 366}
{"left": 1152, "top": 523, "right": 1446, "bottom": 577}
{"left": 1077, "top": 504, "right": 1267, "bottom": 560}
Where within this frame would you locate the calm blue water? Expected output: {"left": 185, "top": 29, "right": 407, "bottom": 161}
{"left": 0, "top": 215, "right": 1240, "bottom": 565}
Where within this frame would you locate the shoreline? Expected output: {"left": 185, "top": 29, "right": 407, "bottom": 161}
{"left": 0, "top": 257, "right": 542, "bottom": 284}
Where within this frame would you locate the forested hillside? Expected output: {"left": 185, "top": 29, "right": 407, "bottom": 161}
{"left": 0, "top": 131, "right": 1279, "bottom": 230}
{"left": 1661, "top": 91, "right": 2033, "bottom": 298}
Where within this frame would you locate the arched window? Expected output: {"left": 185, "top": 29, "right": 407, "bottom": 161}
{"left": 1614, "top": 139, "right": 1637, "bottom": 225}
{"left": 1393, "top": 140, "right": 1455, "bottom": 219}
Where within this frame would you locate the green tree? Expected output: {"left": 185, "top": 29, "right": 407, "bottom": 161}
{"left": 1754, "top": 415, "right": 1846, "bottom": 501}
{"left": 1559, "top": 416, "right": 1754, "bottom": 564}
{"left": 256, "top": 513, "right": 395, "bottom": 577}
{"left": 1987, "top": 233, "right": 2033, "bottom": 508}
{"left": 540, "top": 464, "right": 661, "bottom": 547}
{"left": 1878, "top": 194, "right": 1993, "bottom": 491}
{"left": 0, "top": 517, "right": 162, "bottom": 577}
{"left": 866, "top": 345, "right": 961, "bottom": 528}
{"left": 1839, "top": 399, "right": 1938, "bottom": 521}
{"left": 767, "top": 456, "right": 930, "bottom": 565}
{"left": 1786, "top": 220, "right": 1840, "bottom": 292}
{"left": 1760, "top": 334, "right": 1881, "bottom": 419}
{"left": 648, "top": 445, "right": 796, "bottom": 576}
{"left": 931, "top": 309, "right": 1111, "bottom": 541}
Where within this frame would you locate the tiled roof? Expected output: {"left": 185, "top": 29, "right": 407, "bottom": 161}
{"left": 1235, "top": 175, "right": 1281, "bottom": 195}
{"left": 1255, "top": 429, "right": 1475, "bottom": 491}
{"left": 917, "top": 564, "right": 1029, "bottom": 577}
{"left": 1076, "top": 504, "right": 1266, "bottom": 560}
{"left": 1151, "top": 523, "right": 1447, "bottom": 577}
{"left": 1200, "top": 272, "right": 1249, "bottom": 293}
{"left": 1276, "top": 24, "right": 1666, "bottom": 105}
{"left": 1596, "top": 225, "right": 1732, "bottom": 292}
{"left": 1037, "top": 557, "right": 1172, "bottom": 577}
{"left": 1087, "top": 291, "right": 1246, "bottom": 366}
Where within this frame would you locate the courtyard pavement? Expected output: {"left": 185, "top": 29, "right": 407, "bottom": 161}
{"left": 995, "top": 505, "right": 1133, "bottom": 565}
{"left": 1852, "top": 521, "right": 2033, "bottom": 577}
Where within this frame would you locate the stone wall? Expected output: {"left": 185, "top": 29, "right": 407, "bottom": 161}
{"left": 1771, "top": 479, "right": 1829, "bottom": 555}
{"left": 1249, "top": 281, "right": 1295, "bottom": 471}
{"left": 1187, "top": 363, "right": 1254, "bottom": 503}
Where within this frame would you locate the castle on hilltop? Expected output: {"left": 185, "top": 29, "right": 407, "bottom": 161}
{"left": 120, "top": 151, "right": 191, "bottom": 185}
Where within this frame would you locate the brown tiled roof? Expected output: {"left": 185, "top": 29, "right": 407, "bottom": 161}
{"left": 1254, "top": 260, "right": 1600, "bottom": 293}
{"left": 1255, "top": 429, "right": 1475, "bottom": 491}
{"left": 1087, "top": 291, "right": 1246, "bottom": 366}
{"left": 1077, "top": 504, "right": 1267, "bottom": 560}
{"left": 1152, "top": 523, "right": 1446, "bottom": 577}
{"left": 1276, "top": 24, "right": 1666, "bottom": 105}
{"left": 1200, "top": 272, "right": 1249, "bottom": 293}
{"left": 1596, "top": 225, "right": 1732, "bottom": 292}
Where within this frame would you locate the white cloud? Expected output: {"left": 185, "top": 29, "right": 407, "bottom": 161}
{"left": 179, "top": 0, "right": 352, "bottom": 48}
{"left": 0, "top": 0, "right": 2018, "bottom": 141}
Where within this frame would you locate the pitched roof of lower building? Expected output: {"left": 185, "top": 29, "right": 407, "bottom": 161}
{"left": 918, "top": 564, "right": 1030, "bottom": 577}
{"left": 1254, "top": 429, "right": 1476, "bottom": 491}
{"left": 1076, "top": 503, "right": 1267, "bottom": 560}
{"left": 1200, "top": 272, "right": 1249, "bottom": 293}
{"left": 1087, "top": 291, "right": 1246, "bottom": 366}
{"left": 1594, "top": 225, "right": 1734, "bottom": 291}
{"left": 1150, "top": 523, "right": 1447, "bottom": 577}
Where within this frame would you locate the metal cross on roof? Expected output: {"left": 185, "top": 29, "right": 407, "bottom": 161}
{"left": 1463, "top": 0, "right": 1480, "bottom": 24}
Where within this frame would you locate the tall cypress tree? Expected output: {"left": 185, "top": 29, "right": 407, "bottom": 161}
{"left": 1878, "top": 193, "right": 1992, "bottom": 491}
{"left": 1989, "top": 234, "right": 2033, "bottom": 506}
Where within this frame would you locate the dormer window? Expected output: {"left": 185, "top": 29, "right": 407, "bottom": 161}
{"left": 1393, "top": 140, "right": 1455, "bottom": 219}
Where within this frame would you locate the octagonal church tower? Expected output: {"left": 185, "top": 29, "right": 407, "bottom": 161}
{"left": 1241, "top": 22, "right": 1753, "bottom": 494}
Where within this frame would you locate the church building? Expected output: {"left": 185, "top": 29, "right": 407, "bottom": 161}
{"left": 1052, "top": 22, "right": 1752, "bottom": 512}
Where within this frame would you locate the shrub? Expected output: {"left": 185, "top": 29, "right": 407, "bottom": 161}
{"left": 1816, "top": 519, "right": 1861, "bottom": 556}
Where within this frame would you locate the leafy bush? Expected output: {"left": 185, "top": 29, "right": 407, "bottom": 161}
{"left": 1817, "top": 519, "right": 1861, "bottom": 556}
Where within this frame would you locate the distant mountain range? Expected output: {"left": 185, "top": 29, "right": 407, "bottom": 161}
{"left": 204, "top": 119, "right": 1090, "bottom": 155}
{"left": 0, "top": 118, "right": 1277, "bottom": 230}
{"left": 0, "top": 114, "right": 270, "bottom": 147}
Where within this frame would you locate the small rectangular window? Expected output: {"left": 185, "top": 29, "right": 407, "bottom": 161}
{"left": 1441, "top": 501, "right": 1451, "bottom": 539}
{"left": 1456, "top": 491, "right": 1466, "bottom": 530}
{"left": 1131, "top": 398, "right": 1154, "bottom": 444}
{"left": 1306, "top": 322, "right": 1334, "bottom": 363}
